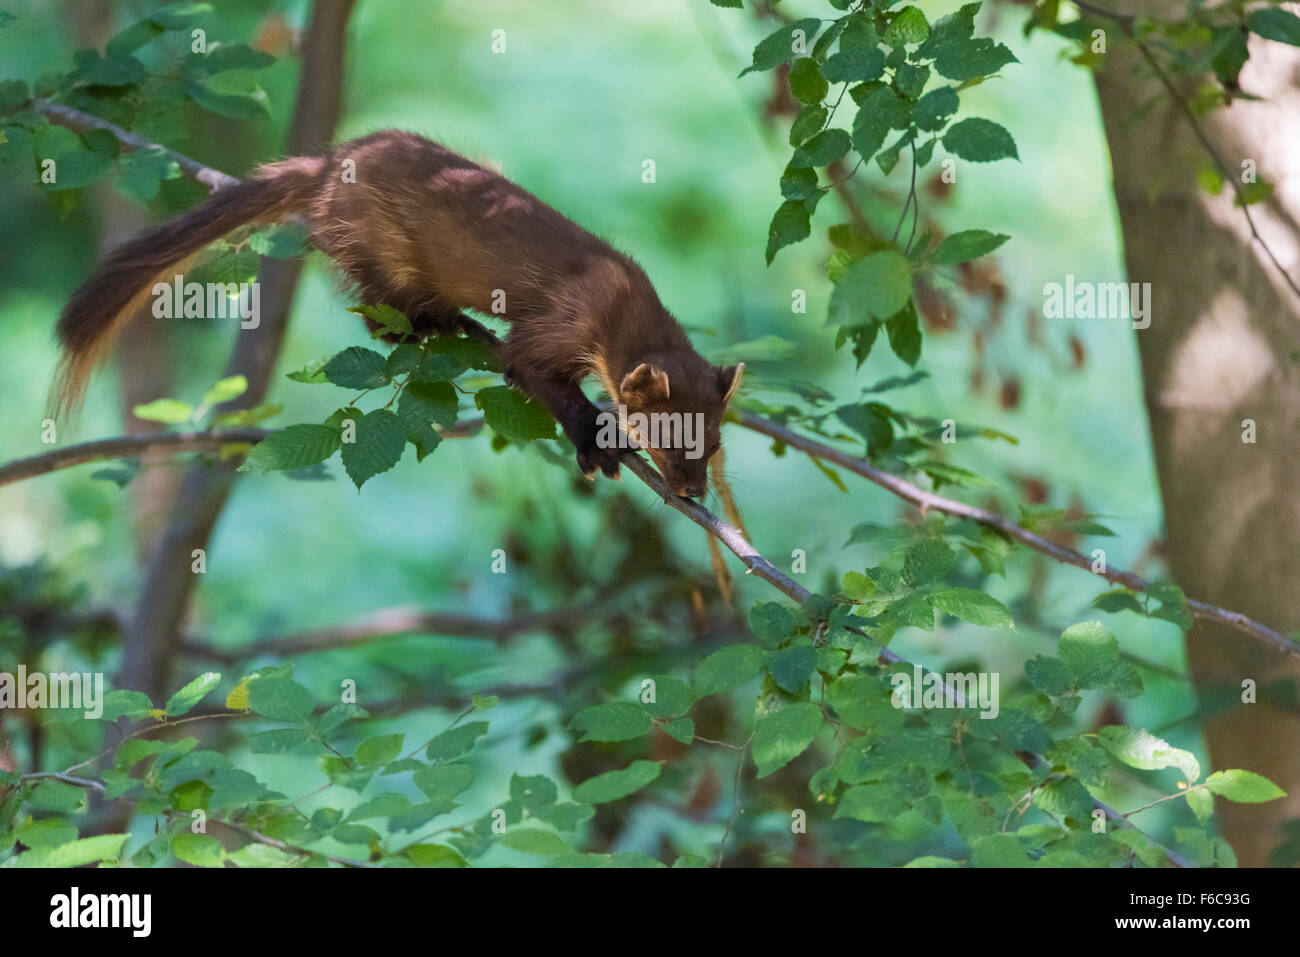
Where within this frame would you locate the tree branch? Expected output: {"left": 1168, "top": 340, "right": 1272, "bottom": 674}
{"left": 0, "top": 429, "right": 267, "bottom": 487}
{"left": 32, "top": 99, "right": 240, "bottom": 193}
{"left": 736, "top": 410, "right": 1300, "bottom": 658}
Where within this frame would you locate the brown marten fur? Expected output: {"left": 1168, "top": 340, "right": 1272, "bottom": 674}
{"left": 52, "top": 130, "right": 743, "bottom": 498}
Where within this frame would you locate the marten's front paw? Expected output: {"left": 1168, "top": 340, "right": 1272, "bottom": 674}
{"left": 575, "top": 436, "right": 621, "bottom": 481}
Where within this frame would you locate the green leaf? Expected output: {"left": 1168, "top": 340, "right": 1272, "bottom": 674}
{"left": 639, "top": 675, "right": 693, "bottom": 719}
{"left": 748, "top": 601, "right": 796, "bottom": 644}
{"left": 902, "top": 538, "right": 956, "bottom": 586}
{"left": 788, "top": 58, "right": 828, "bottom": 104}
{"left": 172, "top": 832, "right": 225, "bottom": 867}
{"left": 1097, "top": 725, "right": 1200, "bottom": 784}
{"left": 100, "top": 690, "right": 155, "bottom": 722}
{"left": 1025, "top": 655, "right": 1074, "bottom": 696}
{"left": 851, "top": 87, "right": 910, "bottom": 161}
{"left": 1246, "top": 9, "right": 1300, "bottom": 46}
{"left": 739, "top": 18, "right": 823, "bottom": 77}
{"left": 930, "top": 229, "right": 1009, "bottom": 265}
{"left": 569, "top": 702, "right": 653, "bottom": 743}
{"left": 398, "top": 381, "right": 458, "bottom": 461}
{"left": 201, "top": 375, "right": 247, "bottom": 408}
{"left": 78, "top": 53, "right": 148, "bottom": 87}
{"left": 572, "top": 760, "right": 662, "bottom": 804}
{"left": 341, "top": 409, "right": 406, "bottom": 489}
{"left": 247, "top": 223, "right": 308, "bottom": 259}
{"left": 884, "top": 6, "right": 930, "bottom": 46}
{"left": 509, "top": 773, "right": 559, "bottom": 811}
{"left": 930, "top": 587, "right": 1012, "bottom": 628}
{"left": 790, "top": 129, "right": 851, "bottom": 169}
{"left": 753, "top": 703, "right": 823, "bottom": 777}
{"left": 405, "top": 843, "right": 469, "bottom": 867}
{"left": 150, "top": 2, "right": 214, "bottom": 29}
{"left": 412, "top": 764, "right": 474, "bottom": 805}
{"left": 15, "top": 817, "right": 78, "bottom": 849}
{"left": 943, "top": 118, "right": 1018, "bottom": 162}
{"left": 165, "top": 672, "right": 221, "bottom": 716}
{"left": 835, "top": 781, "right": 909, "bottom": 822}
{"left": 425, "top": 721, "right": 489, "bottom": 761}
{"left": 349, "top": 303, "right": 412, "bottom": 339}
{"left": 885, "top": 300, "right": 921, "bottom": 366}
{"left": 789, "top": 105, "right": 829, "bottom": 146}
{"left": 10, "top": 833, "right": 128, "bottom": 868}
{"left": 355, "top": 734, "right": 404, "bottom": 767}
{"left": 913, "top": 86, "right": 958, "bottom": 133}
{"left": 767, "top": 645, "right": 818, "bottom": 692}
{"left": 185, "top": 69, "right": 271, "bottom": 119}
{"left": 829, "top": 249, "right": 914, "bottom": 324}
{"left": 323, "top": 346, "right": 391, "bottom": 389}
{"left": 107, "top": 18, "right": 165, "bottom": 56}
{"left": 932, "top": 37, "right": 1017, "bottom": 81}
{"left": 821, "top": 46, "right": 885, "bottom": 83}
{"left": 286, "top": 356, "right": 330, "bottom": 384}
{"left": 661, "top": 717, "right": 695, "bottom": 745}
{"left": 239, "top": 424, "right": 341, "bottom": 473}
{"left": 28, "top": 780, "right": 87, "bottom": 813}
{"left": 1204, "top": 769, "right": 1286, "bottom": 803}
{"left": 132, "top": 398, "right": 193, "bottom": 423}
{"left": 248, "top": 728, "right": 311, "bottom": 753}
{"left": 247, "top": 677, "right": 313, "bottom": 722}
{"left": 693, "top": 644, "right": 766, "bottom": 696}
{"left": 1057, "top": 621, "right": 1118, "bottom": 686}
{"left": 116, "top": 146, "right": 180, "bottom": 204}
{"left": 500, "top": 828, "right": 569, "bottom": 855}
{"left": 766, "top": 199, "right": 812, "bottom": 264}
{"left": 475, "top": 386, "right": 557, "bottom": 442}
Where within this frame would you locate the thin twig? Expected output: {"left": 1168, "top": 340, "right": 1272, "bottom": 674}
{"left": 736, "top": 410, "right": 1299, "bottom": 658}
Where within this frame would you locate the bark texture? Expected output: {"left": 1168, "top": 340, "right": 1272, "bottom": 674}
{"left": 1092, "top": 7, "right": 1300, "bottom": 865}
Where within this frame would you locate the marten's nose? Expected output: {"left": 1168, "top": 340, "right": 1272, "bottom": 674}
{"left": 681, "top": 484, "right": 705, "bottom": 500}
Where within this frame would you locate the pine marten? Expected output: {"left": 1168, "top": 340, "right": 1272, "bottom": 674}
{"left": 51, "top": 130, "right": 744, "bottom": 499}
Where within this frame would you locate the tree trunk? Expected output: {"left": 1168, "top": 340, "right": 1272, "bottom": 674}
{"left": 1092, "top": 8, "right": 1300, "bottom": 865}
{"left": 118, "top": 0, "right": 357, "bottom": 699}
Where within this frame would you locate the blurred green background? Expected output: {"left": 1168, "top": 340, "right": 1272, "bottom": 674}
{"left": 0, "top": 0, "right": 1196, "bottom": 864}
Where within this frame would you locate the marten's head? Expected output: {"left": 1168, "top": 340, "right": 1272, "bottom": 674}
{"left": 616, "top": 354, "right": 744, "bottom": 500}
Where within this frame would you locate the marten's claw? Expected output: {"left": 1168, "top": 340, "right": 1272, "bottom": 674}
{"left": 575, "top": 442, "right": 621, "bottom": 481}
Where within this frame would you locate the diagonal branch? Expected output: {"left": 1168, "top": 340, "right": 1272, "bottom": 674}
{"left": 735, "top": 410, "right": 1300, "bottom": 658}
{"left": 32, "top": 98, "right": 240, "bottom": 193}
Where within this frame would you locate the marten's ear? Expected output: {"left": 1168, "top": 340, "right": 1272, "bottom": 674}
{"left": 717, "top": 362, "right": 744, "bottom": 405}
{"left": 620, "top": 363, "right": 670, "bottom": 404}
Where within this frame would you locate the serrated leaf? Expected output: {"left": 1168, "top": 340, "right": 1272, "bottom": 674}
{"left": 572, "top": 760, "right": 662, "bottom": 804}
{"left": 247, "top": 677, "right": 313, "bottom": 722}
{"left": 693, "top": 644, "right": 766, "bottom": 696}
{"left": 569, "top": 702, "right": 653, "bottom": 743}
{"left": 930, "top": 229, "right": 1009, "bottom": 265}
{"left": 239, "top": 424, "right": 341, "bottom": 473}
{"left": 165, "top": 671, "right": 221, "bottom": 716}
{"left": 1204, "top": 769, "right": 1286, "bottom": 803}
{"left": 930, "top": 587, "right": 1012, "bottom": 628}
{"left": 943, "top": 117, "right": 1018, "bottom": 162}
{"left": 739, "top": 18, "right": 823, "bottom": 77}
{"left": 341, "top": 409, "right": 406, "bottom": 489}
{"left": 474, "top": 386, "right": 556, "bottom": 442}
{"left": 323, "top": 347, "right": 390, "bottom": 389}
{"left": 753, "top": 703, "right": 823, "bottom": 777}
{"left": 1097, "top": 725, "right": 1200, "bottom": 784}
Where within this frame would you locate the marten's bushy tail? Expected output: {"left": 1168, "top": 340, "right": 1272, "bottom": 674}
{"left": 49, "top": 156, "right": 325, "bottom": 420}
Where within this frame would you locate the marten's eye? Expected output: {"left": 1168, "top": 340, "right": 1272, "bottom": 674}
{"left": 707, "top": 443, "right": 721, "bottom": 456}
